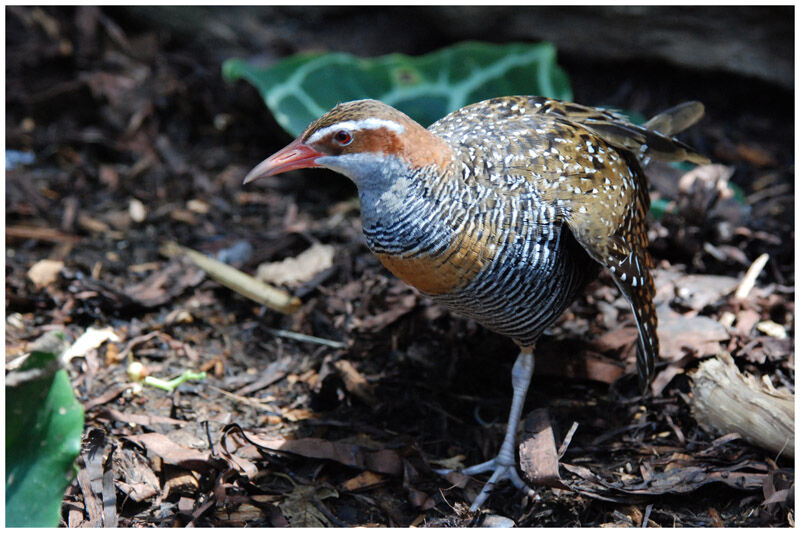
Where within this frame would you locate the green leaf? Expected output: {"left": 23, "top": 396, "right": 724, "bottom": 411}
{"left": 650, "top": 197, "right": 677, "bottom": 221}
{"left": 727, "top": 181, "right": 747, "bottom": 205}
{"left": 6, "top": 334, "right": 84, "bottom": 527}
{"left": 223, "top": 41, "right": 572, "bottom": 137}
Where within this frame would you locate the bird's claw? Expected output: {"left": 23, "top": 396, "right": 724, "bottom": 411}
{"left": 435, "top": 350, "right": 537, "bottom": 511}
{"left": 437, "top": 457, "right": 535, "bottom": 511}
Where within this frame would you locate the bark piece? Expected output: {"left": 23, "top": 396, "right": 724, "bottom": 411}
{"left": 519, "top": 408, "right": 568, "bottom": 489}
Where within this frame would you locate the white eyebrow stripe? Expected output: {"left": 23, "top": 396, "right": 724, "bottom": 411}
{"left": 306, "top": 118, "right": 405, "bottom": 144}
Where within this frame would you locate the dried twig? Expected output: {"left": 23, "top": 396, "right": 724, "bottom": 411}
{"left": 262, "top": 327, "right": 347, "bottom": 349}
{"left": 734, "top": 253, "right": 769, "bottom": 300}
{"left": 160, "top": 241, "right": 301, "bottom": 314}
{"left": 6, "top": 224, "right": 82, "bottom": 243}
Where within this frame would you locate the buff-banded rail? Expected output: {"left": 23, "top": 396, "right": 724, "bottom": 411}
{"left": 244, "top": 96, "right": 707, "bottom": 510}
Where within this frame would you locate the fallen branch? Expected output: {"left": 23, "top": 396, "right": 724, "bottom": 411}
{"left": 689, "top": 352, "right": 794, "bottom": 459}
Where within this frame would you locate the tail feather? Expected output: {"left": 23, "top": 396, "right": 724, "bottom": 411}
{"left": 644, "top": 101, "right": 705, "bottom": 136}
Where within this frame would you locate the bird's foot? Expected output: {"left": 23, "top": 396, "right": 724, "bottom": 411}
{"left": 437, "top": 456, "right": 535, "bottom": 511}
{"left": 436, "top": 349, "right": 537, "bottom": 511}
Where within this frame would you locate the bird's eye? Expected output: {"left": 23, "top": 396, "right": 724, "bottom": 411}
{"left": 333, "top": 130, "right": 353, "bottom": 146}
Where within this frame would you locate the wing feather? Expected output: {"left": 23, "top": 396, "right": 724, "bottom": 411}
{"left": 431, "top": 96, "right": 707, "bottom": 387}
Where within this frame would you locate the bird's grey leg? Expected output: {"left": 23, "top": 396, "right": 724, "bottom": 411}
{"left": 438, "top": 347, "right": 536, "bottom": 511}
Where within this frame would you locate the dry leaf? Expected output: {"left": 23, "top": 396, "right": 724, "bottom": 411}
{"left": 257, "top": 243, "right": 335, "bottom": 287}
{"left": 237, "top": 430, "right": 403, "bottom": 475}
{"left": 63, "top": 326, "right": 121, "bottom": 362}
{"left": 678, "top": 164, "right": 736, "bottom": 210}
{"left": 351, "top": 294, "right": 417, "bottom": 331}
{"left": 734, "top": 309, "right": 761, "bottom": 336}
{"left": 429, "top": 455, "right": 467, "bottom": 471}
{"left": 101, "top": 407, "right": 188, "bottom": 427}
{"left": 124, "top": 258, "right": 205, "bottom": 307}
{"left": 114, "top": 447, "right": 160, "bottom": 504}
{"left": 756, "top": 320, "right": 787, "bottom": 339}
{"left": 123, "top": 433, "right": 212, "bottom": 472}
{"left": 562, "top": 461, "right": 765, "bottom": 497}
{"left": 279, "top": 484, "right": 338, "bottom": 527}
{"left": 671, "top": 274, "right": 739, "bottom": 310}
{"left": 341, "top": 471, "right": 385, "bottom": 492}
{"left": 27, "top": 258, "right": 64, "bottom": 289}
{"left": 219, "top": 503, "right": 264, "bottom": 522}
{"left": 658, "top": 314, "right": 729, "bottom": 361}
{"left": 187, "top": 199, "right": 210, "bottom": 214}
{"left": 482, "top": 515, "right": 516, "bottom": 527}
{"left": 333, "top": 359, "right": 377, "bottom": 404}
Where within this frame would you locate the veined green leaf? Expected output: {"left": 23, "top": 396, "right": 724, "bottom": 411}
{"left": 6, "top": 333, "right": 84, "bottom": 527}
{"left": 224, "top": 41, "right": 572, "bottom": 137}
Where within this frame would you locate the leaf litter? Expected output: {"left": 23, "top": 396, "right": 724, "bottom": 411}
{"left": 5, "top": 6, "right": 793, "bottom": 527}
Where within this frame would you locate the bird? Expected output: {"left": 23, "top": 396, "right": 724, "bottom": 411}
{"left": 243, "top": 95, "right": 708, "bottom": 510}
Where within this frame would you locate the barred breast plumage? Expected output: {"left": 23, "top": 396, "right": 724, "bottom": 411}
{"left": 361, "top": 148, "right": 595, "bottom": 348}
{"left": 244, "top": 95, "right": 708, "bottom": 510}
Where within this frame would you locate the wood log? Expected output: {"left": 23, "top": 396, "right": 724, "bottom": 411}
{"left": 690, "top": 352, "right": 794, "bottom": 459}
